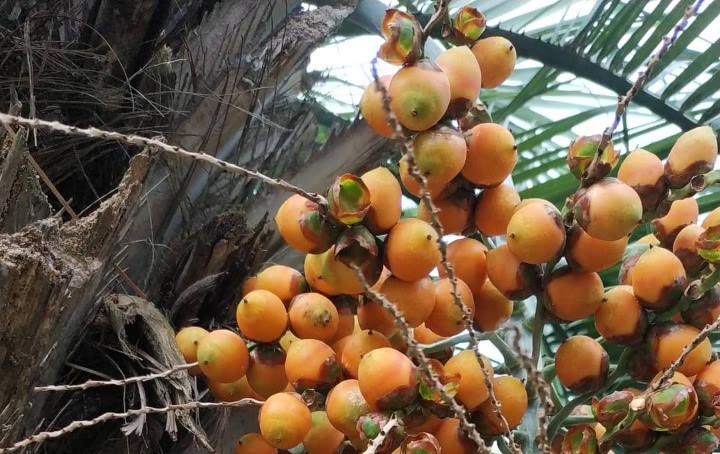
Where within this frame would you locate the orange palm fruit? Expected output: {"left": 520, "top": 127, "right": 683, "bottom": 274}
{"left": 417, "top": 190, "right": 475, "bottom": 235}
{"left": 470, "top": 36, "right": 516, "bottom": 88}
{"left": 358, "top": 347, "right": 418, "bottom": 410}
{"left": 236, "top": 289, "right": 288, "bottom": 343}
{"left": 303, "top": 411, "right": 345, "bottom": 454}
{"left": 433, "top": 418, "right": 478, "bottom": 454}
{"left": 235, "top": 433, "right": 277, "bottom": 454}
{"left": 435, "top": 45, "right": 482, "bottom": 117}
{"left": 207, "top": 375, "right": 263, "bottom": 402}
{"left": 325, "top": 379, "right": 372, "bottom": 440}
{"left": 665, "top": 125, "right": 718, "bottom": 188}
{"left": 506, "top": 200, "right": 566, "bottom": 264}
{"left": 574, "top": 178, "right": 642, "bottom": 241}
{"left": 438, "top": 237, "right": 487, "bottom": 294}
{"left": 360, "top": 166, "right": 402, "bottom": 234}
{"left": 565, "top": 225, "right": 628, "bottom": 272}
{"left": 359, "top": 75, "right": 394, "bottom": 138}
{"left": 175, "top": 326, "right": 208, "bottom": 375}
{"left": 474, "top": 376, "right": 528, "bottom": 435}
{"left": 648, "top": 323, "right": 712, "bottom": 377}
{"left": 246, "top": 345, "right": 288, "bottom": 399}
{"left": 594, "top": 285, "right": 646, "bottom": 345}
{"left": 258, "top": 392, "right": 311, "bottom": 449}
{"left": 472, "top": 280, "right": 513, "bottom": 332}
{"left": 486, "top": 244, "right": 542, "bottom": 300}
{"left": 673, "top": 224, "right": 706, "bottom": 275}
{"left": 255, "top": 265, "right": 308, "bottom": 305}
{"left": 555, "top": 335, "right": 609, "bottom": 392}
{"left": 462, "top": 123, "right": 517, "bottom": 187}
{"left": 288, "top": 292, "right": 339, "bottom": 342}
{"left": 389, "top": 59, "right": 451, "bottom": 131}
{"left": 652, "top": 197, "right": 699, "bottom": 248}
{"left": 473, "top": 184, "right": 521, "bottom": 236}
{"left": 444, "top": 349, "right": 494, "bottom": 410}
{"left": 284, "top": 338, "right": 341, "bottom": 393}
{"left": 196, "top": 329, "right": 249, "bottom": 383}
{"left": 377, "top": 275, "right": 436, "bottom": 328}
{"left": 631, "top": 246, "right": 687, "bottom": 311}
{"left": 544, "top": 267, "right": 604, "bottom": 322}
{"left": 617, "top": 148, "right": 666, "bottom": 212}
{"left": 385, "top": 218, "right": 441, "bottom": 281}
{"left": 425, "top": 278, "right": 475, "bottom": 336}
{"left": 341, "top": 329, "right": 391, "bottom": 378}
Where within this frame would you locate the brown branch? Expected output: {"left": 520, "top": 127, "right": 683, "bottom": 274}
{"left": 352, "top": 266, "right": 490, "bottom": 452}
{"left": 34, "top": 362, "right": 197, "bottom": 393}
{"left": 582, "top": 0, "right": 704, "bottom": 187}
{"left": 0, "top": 113, "right": 328, "bottom": 210}
{"left": 0, "top": 398, "right": 263, "bottom": 453}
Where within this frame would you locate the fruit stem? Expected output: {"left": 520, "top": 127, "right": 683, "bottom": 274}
{"left": 420, "top": 0, "right": 450, "bottom": 45}
{"left": 486, "top": 332, "right": 520, "bottom": 374}
{"left": 545, "top": 348, "right": 630, "bottom": 441}
{"left": 531, "top": 296, "right": 545, "bottom": 366}
{"left": 685, "top": 264, "right": 720, "bottom": 300}
{"left": 667, "top": 169, "right": 720, "bottom": 202}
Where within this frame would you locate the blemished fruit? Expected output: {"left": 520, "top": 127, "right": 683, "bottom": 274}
{"left": 682, "top": 285, "right": 720, "bottom": 329}
{"left": 359, "top": 75, "right": 394, "bottom": 138}
{"left": 236, "top": 289, "right": 288, "bottom": 343}
{"left": 694, "top": 360, "right": 720, "bottom": 412}
{"left": 258, "top": 392, "right": 311, "bottom": 449}
{"left": 594, "top": 285, "right": 646, "bottom": 345}
{"left": 665, "top": 125, "right": 718, "bottom": 188}
{"left": 474, "top": 376, "right": 528, "bottom": 435}
{"left": 574, "top": 177, "right": 642, "bottom": 241}
{"left": 385, "top": 218, "right": 441, "bottom": 281}
{"left": 235, "top": 433, "right": 277, "bottom": 454}
{"left": 486, "top": 244, "right": 542, "bottom": 300}
{"left": 703, "top": 206, "right": 720, "bottom": 229}
{"left": 325, "top": 379, "right": 372, "bottom": 440}
{"left": 275, "top": 194, "right": 336, "bottom": 254}
{"left": 506, "top": 200, "right": 566, "bottom": 264}
{"left": 357, "top": 299, "right": 398, "bottom": 338}
{"left": 562, "top": 425, "right": 599, "bottom": 454}
{"left": 565, "top": 225, "right": 628, "bottom": 273}
{"left": 284, "top": 338, "right": 341, "bottom": 393}
{"left": 648, "top": 323, "right": 712, "bottom": 377}
{"left": 360, "top": 166, "right": 402, "bottom": 233}
{"left": 433, "top": 418, "right": 477, "bottom": 454}
{"left": 399, "top": 125, "right": 467, "bottom": 198}
{"left": 631, "top": 246, "right": 687, "bottom": 311}
{"left": 473, "top": 184, "right": 521, "bottom": 236}
{"left": 470, "top": 36, "right": 516, "bottom": 88}
{"left": 438, "top": 237, "right": 488, "bottom": 294}
{"left": 544, "top": 267, "right": 604, "bottom": 322}
{"left": 444, "top": 349, "right": 494, "bottom": 410}
{"left": 341, "top": 329, "right": 392, "bottom": 378}
{"left": 302, "top": 411, "right": 345, "bottom": 454}
{"left": 175, "top": 326, "right": 208, "bottom": 375}
{"left": 254, "top": 265, "right": 307, "bottom": 305}
{"left": 673, "top": 224, "right": 706, "bottom": 275}
{"left": 617, "top": 148, "right": 666, "bottom": 213}
{"left": 555, "top": 335, "right": 609, "bottom": 392}
{"left": 462, "top": 123, "right": 517, "bottom": 187}
{"left": 434, "top": 45, "right": 482, "bottom": 117}
{"left": 425, "top": 278, "right": 475, "bottom": 336}
{"left": 288, "top": 292, "right": 339, "bottom": 342}
{"left": 358, "top": 347, "right": 418, "bottom": 410}
{"left": 196, "top": 329, "right": 249, "bottom": 383}
{"left": 417, "top": 191, "right": 474, "bottom": 235}
{"left": 389, "top": 59, "right": 451, "bottom": 131}
{"left": 246, "top": 345, "right": 288, "bottom": 399}
{"left": 304, "top": 251, "right": 341, "bottom": 296}
{"left": 652, "top": 197, "right": 699, "bottom": 248}
{"left": 472, "top": 280, "right": 513, "bottom": 332}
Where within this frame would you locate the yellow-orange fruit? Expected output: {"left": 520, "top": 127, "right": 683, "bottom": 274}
{"left": 665, "top": 125, "right": 718, "bottom": 188}
{"left": 673, "top": 224, "right": 705, "bottom": 274}
{"left": 329, "top": 299, "right": 356, "bottom": 343}
{"left": 208, "top": 375, "right": 263, "bottom": 402}
{"left": 555, "top": 335, "right": 609, "bottom": 392}
{"left": 472, "top": 280, "right": 513, "bottom": 332}
{"left": 631, "top": 246, "right": 687, "bottom": 311}
{"left": 594, "top": 285, "right": 646, "bottom": 345}
{"left": 400, "top": 125, "right": 467, "bottom": 198}
{"left": 414, "top": 323, "right": 446, "bottom": 344}
{"left": 694, "top": 360, "right": 720, "bottom": 412}
{"left": 304, "top": 251, "right": 341, "bottom": 296}
{"left": 259, "top": 392, "right": 311, "bottom": 449}
{"left": 682, "top": 285, "right": 720, "bottom": 329}
{"left": 652, "top": 197, "right": 699, "bottom": 247}
{"left": 438, "top": 237, "right": 487, "bottom": 294}
{"left": 255, "top": 265, "right": 307, "bottom": 305}
{"left": 474, "top": 184, "right": 521, "bottom": 236}
{"left": 359, "top": 75, "right": 394, "bottom": 138}
{"left": 417, "top": 191, "right": 474, "bottom": 235}
{"left": 470, "top": 36, "right": 516, "bottom": 88}
{"left": 279, "top": 329, "right": 300, "bottom": 352}
{"left": 389, "top": 59, "right": 451, "bottom": 131}
{"left": 649, "top": 323, "right": 712, "bottom": 377}
{"left": 241, "top": 276, "right": 257, "bottom": 296}
{"left": 325, "top": 379, "right": 371, "bottom": 440}
{"left": 702, "top": 206, "right": 720, "bottom": 229}
{"left": 197, "top": 329, "right": 249, "bottom": 383}
{"left": 284, "top": 338, "right": 341, "bottom": 392}
{"left": 175, "top": 326, "right": 208, "bottom": 375}
{"left": 444, "top": 350, "right": 494, "bottom": 410}
{"left": 506, "top": 201, "right": 566, "bottom": 264}
{"left": 236, "top": 290, "right": 288, "bottom": 343}
{"left": 426, "top": 278, "right": 475, "bottom": 336}
{"left": 574, "top": 177, "right": 642, "bottom": 241}
{"left": 462, "top": 123, "right": 517, "bottom": 187}
{"left": 274, "top": 195, "right": 329, "bottom": 254}
{"left": 486, "top": 244, "right": 541, "bottom": 300}
{"left": 331, "top": 335, "right": 352, "bottom": 361}
{"left": 566, "top": 225, "right": 628, "bottom": 273}
{"left": 617, "top": 148, "right": 666, "bottom": 212}
{"left": 246, "top": 346, "right": 288, "bottom": 399}
{"left": 377, "top": 276, "right": 436, "bottom": 327}
{"left": 474, "top": 376, "right": 528, "bottom": 435}
{"left": 435, "top": 45, "right": 482, "bottom": 116}
{"left": 433, "top": 418, "right": 477, "bottom": 454}
{"left": 544, "top": 267, "right": 604, "bottom": 322}
{"left": 637, "top": 234, "right": 661, "bottom": 245}
{"left": 302, "top": 411, "right": 345, "bottom": 454}
{"left": 341, "top": 329, "right": 391, "bottom": 378}
{"left": 360, "top": 166, "right": 402, "bottom": 233}
{"left": 358, "top": 347, "right": 418, "bottom": 410}
{"left": 385, "top": 218, "right": 441, "bottom": 281}
{"left": 357, "top": 300, "right": 397, "bottom": 338}
{"left": 235, "top": 433, "right": 277, "bottom": 454}
{"left": 288, "top": 292, "right": 339, "bottom": 342}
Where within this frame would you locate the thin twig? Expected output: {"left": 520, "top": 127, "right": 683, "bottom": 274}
{"left": 582, "top": 0, "right": 704, "bottom": 186}
{"left": 34, "top": 362, "right": 197, "bottom": 393}
{"left": 370, "top": 53, "right": 520, "bottom": 453}
{"left": 421, "top": 0, "right": 449, "bottom": 42}
{"left": 0, "top": 398, "right": 263, "bottom": 453}
{"left": 352, "top": 266, "right": 490, "bottom": 452}
{"left": 361, "top": 413, "right": 398, "bottom": 454}
{"left": 0, "top": 113, "right": 328, "bottom": 209}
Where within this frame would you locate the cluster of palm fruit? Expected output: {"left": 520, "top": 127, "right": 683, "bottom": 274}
{"left": 171, "top": 4, "right": 720, "bottom": 454}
